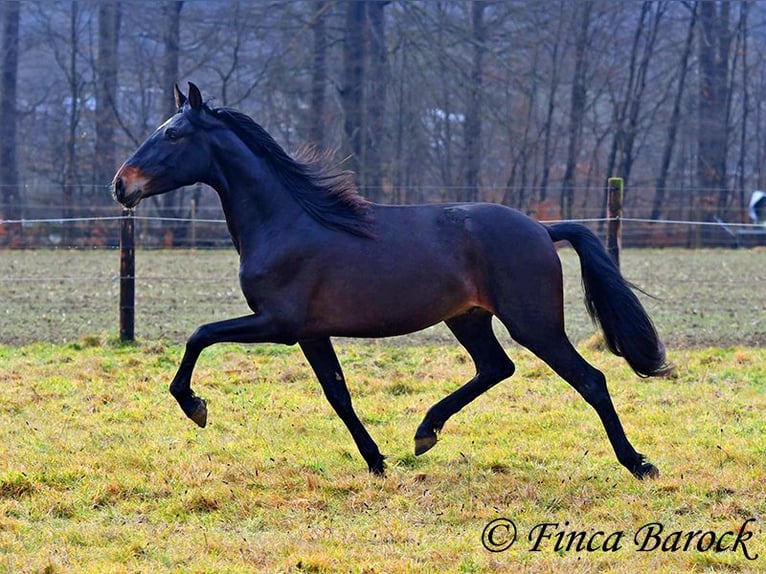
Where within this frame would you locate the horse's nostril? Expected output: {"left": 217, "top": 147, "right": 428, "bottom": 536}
{"left": 114, "top": 177, "right": 125, "bottom": 201}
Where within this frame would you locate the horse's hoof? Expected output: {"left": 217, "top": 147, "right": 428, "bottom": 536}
{"left": 189, "top": 398, "right": 208, "bottom": 428}
{"left": 369, "top": 455, "right": 386, "bottom": 476}
{"left": 414, "top": 434, "right": 437, "bottom": 456}
{"left": 633, "top": 461, "right": 659, "bottom": 480}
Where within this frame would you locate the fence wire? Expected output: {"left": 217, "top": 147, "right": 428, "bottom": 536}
{"left": 2, "top": 213, "right": 765, "bottom": 250}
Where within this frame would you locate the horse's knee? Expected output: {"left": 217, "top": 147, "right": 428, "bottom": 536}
{"left": 187, "top": 324, "right": 212, "bottom": 349}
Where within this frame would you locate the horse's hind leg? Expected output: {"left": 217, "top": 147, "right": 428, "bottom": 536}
{"left": 510, "top": 327, "right": 658, "bottom": 479}
{"left": 415, "top": 309, "right": 515, "bottom": 456}
{"left": 300, "top": 338, "right": 386, "bottom": 474}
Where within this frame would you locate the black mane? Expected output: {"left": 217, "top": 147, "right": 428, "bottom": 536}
{"left": 210, "top": 106, "right": 374, "bottom": 238}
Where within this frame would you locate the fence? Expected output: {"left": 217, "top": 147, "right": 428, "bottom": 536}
{"left": 2, "top": 191, "right": 766, "bottom": 342}
{"left": 2, "top": 210, "right": 765, "bottom": 250}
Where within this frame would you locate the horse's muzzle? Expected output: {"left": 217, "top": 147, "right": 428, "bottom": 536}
{"left": 112, "top": 166, "right": 146, "bottom": 208}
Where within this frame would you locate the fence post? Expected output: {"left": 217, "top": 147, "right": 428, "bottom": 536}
{"left": 119, "top": 208, "right": 135, "bottom": 342}
{"left": 606, "top": 177, "right": 623, "bottom": 268}
{"left": 190, "top": 198, "right": 197, "bottom": 248}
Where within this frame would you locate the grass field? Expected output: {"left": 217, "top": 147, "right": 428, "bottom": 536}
{"left": 0, "top": 341, "right": 764, "bottom": 572}
{"left": 0, "top": 248, "right": 765, "bottom": 572}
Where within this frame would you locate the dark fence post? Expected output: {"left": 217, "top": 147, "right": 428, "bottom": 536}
{"left": 190, "top": 198, "right": 197, "bottom": 248}
{"left": 606, "top": 177, "right": 623, "bottom": 268}
{"left": 119, "top": 208, "right": 135, "bottom": 342}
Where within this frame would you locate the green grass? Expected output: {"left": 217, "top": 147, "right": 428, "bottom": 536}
{"left": 0, "top": 340, "right": 764, "bottom": 572}
{"left": 1, "top": 248, "right": 765, "bottom": 570}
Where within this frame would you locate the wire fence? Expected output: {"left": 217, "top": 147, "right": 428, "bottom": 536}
{"left": 1, "top": 212, "right": 765, "bottom": 249}
{"left": 1, "top": 212, "right": 764, "bottom": 347}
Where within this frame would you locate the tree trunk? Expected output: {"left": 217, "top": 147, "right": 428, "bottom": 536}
{"left": 539, "top": 4, "right": 566, "bottom": 205}
{"left": 0, "top": 0, "right": 21, "bottom": 241}
{"left": 619, "top": 3, "right": 663, "bottom": 182}
{"left": 63, "top": 1, "right": 80, "bottom": 235}
{"left": 365, "top": 1, "right": 388, "bottom": 202}
{"left": 435, "top": 4, "right": 455, "bottom": 196}
{"left": 652, "top": 3, "right": 697, "bottom": 220}
{"left": 95, "top": 1, "right": 121, "bottom": 207}
{"left": 560, "top": 0, "right": 593, "bottom": 220}
{"left": 733, "top": 3, "right": 750, "bottom": 219}
{"left": 308, "top": 0, "right": 328, "bottom": 149}
{"left": 341, "top": 0, "right": 366, "bottom": 183}
{"left": 602, "top": 2, "right": 663, "bottom": 224}
{"left": 462, "top": 1, "right": 486, "bottom": 204}
{"left": 697, "top": 0, "right": 732, "bottom": 234}
{"left": 162, "top": 1, "right": 184, "bottom": 119}
{"left": 160, "top": 1, "right": 184, "bottom": 242}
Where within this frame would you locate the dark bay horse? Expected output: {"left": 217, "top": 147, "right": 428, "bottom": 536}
{"left": 113, "top": 83, "right": 669, "bottom": 479}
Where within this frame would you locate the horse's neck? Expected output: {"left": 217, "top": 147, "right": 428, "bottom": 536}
{"left": 211, "top": 162, "right": 307, "bottom": 251}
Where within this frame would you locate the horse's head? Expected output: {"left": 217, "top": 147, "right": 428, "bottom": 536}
{"left": 113, "top": 83, "right": 221, "bottom": 208}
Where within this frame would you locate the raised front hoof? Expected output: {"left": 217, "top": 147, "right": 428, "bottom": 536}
{"left": 632, "top": 460, "right": 659, "bottom": 480}
{"left": 414, "top": 434, "right": 438, "bottom": 456}
{"left": 187, "top": 397, "right": 208, "bottom": 428}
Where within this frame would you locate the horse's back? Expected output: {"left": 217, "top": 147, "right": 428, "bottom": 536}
{"left": 377, "top": 201, "right": 563, "bottom": 309}
{"left": 412, "top": 202, "right": 560, "bottom": 271}
{"left": 371, "top": 201, "right": 561, "bottom": 288}
{"left": 373, "top": 201, "right": 550, "bottom": 246}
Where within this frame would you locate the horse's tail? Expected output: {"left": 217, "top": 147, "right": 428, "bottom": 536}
{"left": 546, "top": 222, "right": 670, "bottom": 378}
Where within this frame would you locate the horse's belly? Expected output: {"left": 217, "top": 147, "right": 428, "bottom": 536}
{"left": 303, "top": 269, "right": 480, "bottom": 339}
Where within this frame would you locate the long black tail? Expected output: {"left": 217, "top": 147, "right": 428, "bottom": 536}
{"left": 546, "top": 222, "right": 670, "bottom": 378}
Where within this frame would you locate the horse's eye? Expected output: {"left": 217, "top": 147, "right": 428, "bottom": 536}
{"left": 165, "top": 127, "right": 179, "bottom": 141}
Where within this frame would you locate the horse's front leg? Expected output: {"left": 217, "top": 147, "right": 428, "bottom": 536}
{"left": 169, "top": 313, "right": 296, "bottom": 427}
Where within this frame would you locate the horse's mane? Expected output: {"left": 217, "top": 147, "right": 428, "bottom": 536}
{"left": 210, "top": 106, "right": 374, "bottom": 238}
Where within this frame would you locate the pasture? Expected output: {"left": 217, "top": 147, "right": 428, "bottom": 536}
{"left": 1, "top": 248, "right": 765, "bottom": 347}
{"left": 0, "top": 248, "right": 765, "bottom": 572}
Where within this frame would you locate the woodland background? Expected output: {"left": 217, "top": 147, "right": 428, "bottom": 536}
{"left": 0, "top": 1, "right": 764, "bottom": 247}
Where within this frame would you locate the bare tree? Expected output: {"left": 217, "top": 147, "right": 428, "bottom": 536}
{"left": 697, "top": 0, "right": 733, "bottom": 223}
{"left": 1, "top": 0, "right": 21, "bottom": 235}
{"left": 160, "top": 0, "right": 186, "bottom": 240}
{"left": 652, "top": 3, "right": 697, "bottom": 221}
{"left": 462, "top": 1, "right": 486, "bottom": 204}
{"left": 6, "top": 0, "right": 766, "bottom": 248}
{"left": 605, "top": 2, "right": 666, "bottom": 187}
{"left": 62, "top": 2, "right": 86, "bottom": 230}
{"left": 94, "top": 1, "right": 121, "bottom": 206}
{"left": 308, "top": 0, "right": 329, "bottom": 148}
{"left": 162, "top": 1, "right": 183, "bottom": 118}
{"left": 732, "top": 1, "right": 752, "bottom": 217}
{"left": 340, "top": 0, "right": 366, "bottom": 183}
{"left": 408, "top": 1, "right": 461, "bottom": 200}
{"left": 539, "top": 3, "right": 567, "bottom": 206}
{"left": 389, "top": 4, "right": 427, "bottom": 204}
{"left": 560, "top": 0, "right": 593, "bottom": 220}
{"left": 365, "top": 1, "right": 388, "bottom": 202}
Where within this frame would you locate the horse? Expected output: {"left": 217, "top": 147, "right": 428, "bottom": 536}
{"left": 113, "top": 83, "right": 670, "bottom": 479}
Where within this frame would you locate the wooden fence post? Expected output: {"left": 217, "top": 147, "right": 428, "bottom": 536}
{"left": 119, "top": 208, "right": 135, "bottom": 342}
{"left": 606, "top": 177, "right": 623, "bottom": 268}
{"left": 190, "top": 198, "right": 197, "bottom": 248}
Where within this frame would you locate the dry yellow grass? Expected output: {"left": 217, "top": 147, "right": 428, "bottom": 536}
{"left": 0, "top": 341, "right": 764, "bottom": 572}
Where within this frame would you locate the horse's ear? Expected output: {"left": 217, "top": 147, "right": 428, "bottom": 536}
{"left": 174, "top": 84, "right": 187, "bottom": 109}
{"left": 188, "top": 82, "right": 203, "bottom": 111}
